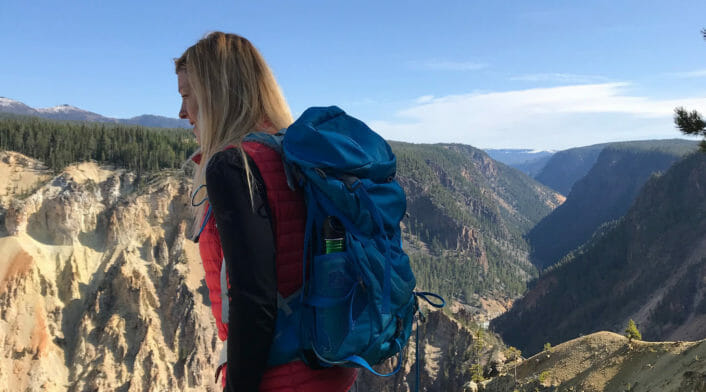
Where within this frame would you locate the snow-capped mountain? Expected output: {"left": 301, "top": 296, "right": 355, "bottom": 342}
{"left": 0, "top": 97, "right": 190, "bottom": 129}
{"left": 36, "top": 104, "right": 84, "bottom": 113}
{"left": 0, "top": 97, "right": 39, "bottom": 116}
{"left": 35, "top": 104, "right": 110, "bottom": 122}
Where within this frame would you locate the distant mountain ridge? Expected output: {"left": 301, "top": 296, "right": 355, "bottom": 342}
{"left": 0, "top": 97, "right": 190, "bottom": 129}
{"left": 492, "top": 151, "right": 706, "bottom": 355}
{"left": 533, "top": 139, "right": 697, "bottom": 195}
{"left": 484, "top": 148, "right": 555, "bottom": 176}
{"left": 528, "top": 140, "right": 698, "bottom": 269}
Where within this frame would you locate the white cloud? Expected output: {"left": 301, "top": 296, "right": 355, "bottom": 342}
{"left": 411, "top": 60, "right": 487, "bottom": 71}
{"left": 510, "top": 73, "right": 610, "bottom": 83}
{"left": 415, "top": 95, "right": 435, "bottom": 104}
{"left": 669, "top": 69, "right": 706, "bottom": 78}
{"left": 369, "top": 83, "right": 706, "bottom": 150}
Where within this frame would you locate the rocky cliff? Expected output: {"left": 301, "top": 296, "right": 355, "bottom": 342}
{"left": 356, "top": 308, "right": 491, "bottom": 392}
{"left": 0, "top": 151, "right": 220, "bottom": 391}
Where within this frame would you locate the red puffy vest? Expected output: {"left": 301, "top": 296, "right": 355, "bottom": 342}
{"left": 196, "top": 143, "right": 357, "bottom": 391}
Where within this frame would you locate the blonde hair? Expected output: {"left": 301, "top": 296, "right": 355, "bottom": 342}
{"left": 175, "top": 32, "right": 293, "bottom": 237}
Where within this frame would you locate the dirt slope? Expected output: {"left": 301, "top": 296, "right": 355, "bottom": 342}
{"left": 483, "top": 331, "right": 706, "bottom": 392}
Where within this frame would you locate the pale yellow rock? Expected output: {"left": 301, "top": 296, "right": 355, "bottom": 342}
{"left": 0, "top": 153, "right": 219, "bottom": 392}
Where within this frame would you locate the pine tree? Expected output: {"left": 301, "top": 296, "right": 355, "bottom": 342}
{"left": 624, "top": 319, "right": 642, "bottom": 342}
{"left": 674, "top": 29, "right": 706, "bottom": 152}
{"left": 674, "top": 107, "right": 706, "bottom": 151}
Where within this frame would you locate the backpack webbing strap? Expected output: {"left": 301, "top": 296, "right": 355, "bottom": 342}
{"left": 352, "top": 184, "right": 392, "bottom": 314}
{"left": 311, "top": 341, "right": 404, "bottom": 377}
{"left": 215, "top": 339, "right": 228, "bottom": 383}
{"left": 414, "top": 292, "right": 446, "bottom": 308}
{"left": 415, "top": 316, "right": 420, "bottom": 392}
{"left": 300, "top": 185, "right": 318, "bottom": 301}
{"left": 195, "top": 205, "right": 212, "bottom": 240}
{"left": 220, "top": 258, "right": 229, "bottom": 323}
{"left": 191, "top": 184, "right": 211, "bottom": 241}
{"left": 277, "top": 288, "right": 302, "bottom": 316}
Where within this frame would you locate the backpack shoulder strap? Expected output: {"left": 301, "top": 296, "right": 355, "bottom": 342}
{"left": 244, "top": 131, "right": 300, "bottom": 190}
{"left": 242, "top": 140, "right": 306, "bottom": 297}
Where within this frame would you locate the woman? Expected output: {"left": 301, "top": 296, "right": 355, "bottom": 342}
{"left": 175, "top": 32, "right": 358, "bottom": 391}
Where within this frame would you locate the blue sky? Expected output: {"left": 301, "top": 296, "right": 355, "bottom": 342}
{"left": 1, "top": 0, "right": 705, "bottom": 149}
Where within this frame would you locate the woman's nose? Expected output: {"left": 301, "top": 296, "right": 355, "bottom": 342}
{"left": 179, "top": 103, "right": 188, "bottom": 119}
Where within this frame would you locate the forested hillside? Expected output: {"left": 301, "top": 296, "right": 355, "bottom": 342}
{"left": 0, "top": 97, "right": 191, "bottom": 128}
{"left": 392, "top": 142, "right": 563, "bottom": 300}
{"left": 491, "top": 152, "right": 706, "bottom": 355}
{"left": 527, "top": 142, "right": 695, "bottom": 269}
{"left": 533, "top": 144, "right": 604, "bottom": 195}
{"left": 0, "top": 114, "right": 198, "bottom": 173}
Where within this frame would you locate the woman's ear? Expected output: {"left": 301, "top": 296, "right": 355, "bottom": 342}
{"left": 257, "top": 117, "right": 275, "bottom": 133}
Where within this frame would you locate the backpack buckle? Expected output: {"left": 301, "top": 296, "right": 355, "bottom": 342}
{"left": 339, "top": 174, "right": 361, "bottom": 191}
{"left": 393, "top": 316, "right": 404, "bottom": 339}
{"left": 314, "top": 168, "right": 327, "bottom": 179}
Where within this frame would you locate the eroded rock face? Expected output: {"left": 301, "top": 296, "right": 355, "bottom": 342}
{"left": 457, "top": 226, "right": 487, "bottom": 271}
{"left": 0, "top": 156, "right": 219, "bottom": 392}
{"left": 356, "top": 309, "right": 480, "bottom": 392}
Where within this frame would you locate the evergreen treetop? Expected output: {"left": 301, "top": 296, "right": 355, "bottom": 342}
{"left": 624, "top": 319, "right": 642, "bottom": 342}
{"left": 673, "top": 29, "right": 706, "bottom": 152}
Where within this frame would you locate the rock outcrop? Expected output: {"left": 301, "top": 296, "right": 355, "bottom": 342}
{"left": 0, "top": 154, "right": 219, "bottom": 391}
{"left": 356, "top": 307, "right": 498, "bottom": 392}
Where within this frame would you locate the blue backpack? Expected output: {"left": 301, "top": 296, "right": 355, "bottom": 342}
{"left": 244, "top": 106, "right": 444, "bottom": 376}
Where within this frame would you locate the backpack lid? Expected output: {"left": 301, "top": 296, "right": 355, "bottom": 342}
{"left": 282, "top": 106, "right": 396, "bottom": 182}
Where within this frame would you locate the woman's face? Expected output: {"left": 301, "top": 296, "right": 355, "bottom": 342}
{"left": 177, "top": 70, "right": 200, "bottom": 142}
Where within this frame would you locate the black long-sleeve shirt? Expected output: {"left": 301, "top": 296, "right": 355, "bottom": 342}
{"left": 205, "top": 148, "right": 278, "bottom": 392}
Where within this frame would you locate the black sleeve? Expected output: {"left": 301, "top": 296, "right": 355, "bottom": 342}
{"left": 205, "top": 149, "right": 277, "bottom": 392}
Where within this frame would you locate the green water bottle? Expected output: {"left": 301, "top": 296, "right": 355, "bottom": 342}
{"left": 323, "top": 216, "right": 345, "bottom": 254}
